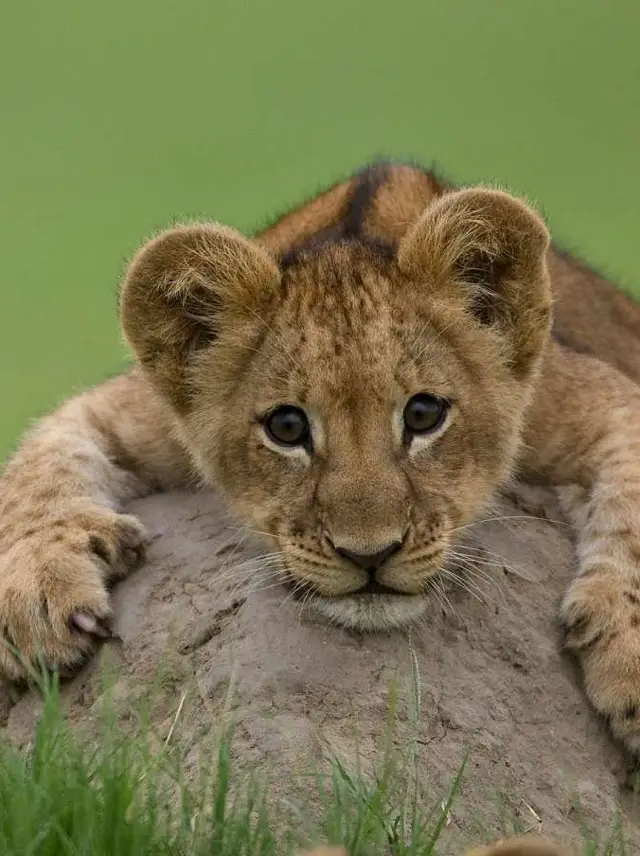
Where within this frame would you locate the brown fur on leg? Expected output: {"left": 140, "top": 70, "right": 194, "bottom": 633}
{"left": 465, "top": 835, "right": 575, "bottom": 856}
{"left": 299, "top": 834, "right": 574, "bottom": 856}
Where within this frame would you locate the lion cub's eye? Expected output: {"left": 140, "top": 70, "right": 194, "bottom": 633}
{"left": 403, "top": 394, "right": 448, "bottom": 436}
{"left": 264, "top": 406, "right": 310, "bottom": 447}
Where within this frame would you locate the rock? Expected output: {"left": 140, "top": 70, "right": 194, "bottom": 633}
{"left": 3, "top": 485, "right": 639, "bottom": 851}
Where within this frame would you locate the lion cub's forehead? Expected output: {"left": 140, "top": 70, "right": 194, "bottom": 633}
{"left": 277, "top": 243, "right": 407, "bottom": 354}
{"left": 257, "top": 242, "right": 457, "bottom": 402}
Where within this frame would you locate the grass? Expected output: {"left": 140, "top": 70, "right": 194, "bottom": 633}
{"left": 0, "top": 675, "right": 276, "bottom": 856}
{"left": 0, "top": 672, "right": 461, "bottom": 856}
{"left": 0, "top": 667, "right": 632, "bottom": 856}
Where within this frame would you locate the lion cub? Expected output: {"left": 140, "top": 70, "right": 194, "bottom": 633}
{"left": 3, "top": 162, "right": 640, "bottom": 754}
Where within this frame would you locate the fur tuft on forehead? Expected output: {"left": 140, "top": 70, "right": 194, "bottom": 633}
{"left": 279, "top": 235, "right": 397, "bottom": 272}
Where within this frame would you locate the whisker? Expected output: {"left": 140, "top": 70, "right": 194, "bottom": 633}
{"left": 446, "top": 552, "right": 507, "bottom": 584}
{"left": 224, "top": 524, "right": 276, "bottom": 541}
{"left": 292, "top": 584, "right": 316, "bottom": 623}
{"left": 453, "top": 542, "right": 535, "bottom": 575}
{"left": 244, "top": 577, "right": 291, "bottom": 595}
{"left": 212, "top": 559, "right": 283, "bottom": 586}
{"left": 425, "top": 576, "right": 453, "bottom": 615}
{"left": 449, "top": 512, "right": 568, "bottom": 537}
{"left": 440, "top": 568, "right": 490, "bottom": 605}
{"left": 225, "top": 564, "right": 293, "bottom": 600}
{"left": 446, "top": 550, "right": 509, "bottom": 580}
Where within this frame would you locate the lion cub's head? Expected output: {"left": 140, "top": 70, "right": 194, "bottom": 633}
{"left": 120, "top": 188, "right": 551, "bottom": 631}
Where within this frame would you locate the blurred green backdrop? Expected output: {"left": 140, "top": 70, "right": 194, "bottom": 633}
{"left": 1, "top": 0, "right": 639, "bottom": 459}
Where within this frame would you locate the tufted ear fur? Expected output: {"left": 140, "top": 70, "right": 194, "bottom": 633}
{"left": 397, "top": 188, "right": 552, "bottom": 378}
{"left": 120, "top": 223, "right": 281, "bottom": 411}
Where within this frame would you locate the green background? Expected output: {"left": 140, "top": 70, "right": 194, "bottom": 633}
{"left": 1, "top": 0, "right": 639, "bottom": 459}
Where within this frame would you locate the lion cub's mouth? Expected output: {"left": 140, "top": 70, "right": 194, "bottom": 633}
{"left": 278, "top": 566, "right": 429, "bottom": 630}
{"left": 287, "top": 579, "right": 413, "bottom": 600}
{"left": 353, "top": 581, "right": 413, "bottom": 597}
{"left": 303, "top": 585, "right": 429, "bottom": 632}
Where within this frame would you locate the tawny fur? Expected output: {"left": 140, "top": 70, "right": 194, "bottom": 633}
{"left": 464, "top": 836, "right": 574, "bottom": 856}
{"left": 2, "top": 162, "right": 640, "bottom": 758}
{"left": 300, "top": 835, "right": 573, "bottom": 856}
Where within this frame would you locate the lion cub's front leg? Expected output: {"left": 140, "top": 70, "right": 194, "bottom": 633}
{"left": 523, "top": 344, "right": 640, "bottom": 753}
{"left": 0, "top": 372, "right": 189, "bottom": 679}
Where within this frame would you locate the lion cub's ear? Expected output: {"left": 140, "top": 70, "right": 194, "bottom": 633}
{"left": 397, "top": 188, "right": 552, "bottom": 378}
{"left": 465, "top": 835, "right": 575, "bottom": 856}
{"left": 120, "top": 223, "right": 281, "bottom": 411}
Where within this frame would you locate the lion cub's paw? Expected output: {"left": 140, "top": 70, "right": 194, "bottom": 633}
{"left": 298, "top": 849, "right": 347, "bottom": 856}
{"left": 562, "top": 569, "right": 640, "bottom": 753}
{"left": 299, "top": 836, "right": 572, "bottom": 856}
{"left": 0, "top": 504, "right": 146, "bottom": 680}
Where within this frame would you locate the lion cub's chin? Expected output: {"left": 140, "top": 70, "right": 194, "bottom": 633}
{"left": 308, "top": 592, "right": 428, "bottom": 632}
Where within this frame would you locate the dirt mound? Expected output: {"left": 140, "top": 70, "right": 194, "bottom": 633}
{"left": 2, "top": 485, "right": 639, "bottom": 851}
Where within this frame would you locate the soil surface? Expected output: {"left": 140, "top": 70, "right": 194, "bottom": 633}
{"left": 2, "top": 484, "right": 639, "bottom": 852}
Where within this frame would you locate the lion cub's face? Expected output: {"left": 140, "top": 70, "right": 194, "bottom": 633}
{"left": 197, "top": 245, "right": 529, "bottom": 631}
{"left": 121, "top": 188, "right": 552, "bottom": 631}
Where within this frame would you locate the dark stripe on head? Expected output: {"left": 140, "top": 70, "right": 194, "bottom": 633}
{"left": 342, "top": 162, "right": 392, "bottom": 240}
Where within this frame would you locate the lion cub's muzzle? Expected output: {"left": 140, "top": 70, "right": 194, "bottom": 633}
{"left": 332, "top": 540, "right": 403, "bottom": 573}
{"left": 327, "top": 535, "right": 414, "bottom": 595}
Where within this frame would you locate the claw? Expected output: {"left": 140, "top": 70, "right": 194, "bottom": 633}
{"left": 70, "top": 610, "right": 112, "bottom": 638}
{"left": 120, "top": 519, "right": 147, "bottom": 549}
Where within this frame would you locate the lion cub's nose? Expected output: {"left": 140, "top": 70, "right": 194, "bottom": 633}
{"left": 335, "top": 541, "right": 402, "bottom": 571}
